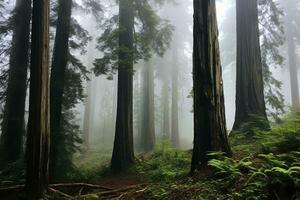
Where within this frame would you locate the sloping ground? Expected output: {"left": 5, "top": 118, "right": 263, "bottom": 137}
{"left": 126, "top": 111, "right": 300, "bottom": 200}
{"left": 1, "top": 111, "right": 300, "bottom": 199}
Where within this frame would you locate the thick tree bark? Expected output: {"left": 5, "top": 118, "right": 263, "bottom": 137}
{"left": 191, "top": 0, "right": 231, "bottom": 173}
{"left": 111, "top": 0, "right": 135, "bottom": 172}
{"left": 0, "top": 0, "right": 31, "bottom": 163}
{"left": 49, "top": 0, "right": 72, "bottom": 178}
{"left": 232, "top": 0, "right": 268, "bottom": 131}
{"left": 140, "top": 61, "right": 156, "bottom": 152}
{"left": 171, "top": 42, "right": 179, "bottom": 148}
{"left": 25, "top": 0, "right": 50, "bottom": 198}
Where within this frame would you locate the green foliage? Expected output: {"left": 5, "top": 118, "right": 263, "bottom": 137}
{"left": 136, "top": 140, "right": 190, "bottom": 182}
{"left": 0, "top": 0, "right": 13, "bottom": 105}
{"left": 258, "top": 0, "right": 286, "bottom": 121}
{"left": 208, "top": 155, "right": 256, "bottom": 187}
{"left": 244, "top": 153, "right": 300, "bottom": 199}
{"left": 3, "top": 111, "right": 298, "bottom": 199}
{"left": 133, "top": 112, "right": 300, "bottom": 199}
{"left": 93, "top": 0, "right": 173, "bottom": 78}
{"left": 49, "top": 0, "right": 101, "bottom": 179}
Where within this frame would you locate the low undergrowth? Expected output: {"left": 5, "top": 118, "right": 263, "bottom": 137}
{"left": 133, "top": 111, "right": 300, "bottom": 199}
{"left": 1, "top": 111, "right": 300, "bottom": 199}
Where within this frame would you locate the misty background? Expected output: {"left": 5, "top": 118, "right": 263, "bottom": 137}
{"left": 0, "top": 0, "right": 297, "bottom": 154}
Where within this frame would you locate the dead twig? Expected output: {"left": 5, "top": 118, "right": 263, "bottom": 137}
{"left": 78, "top": 186, "right": 84, "bottom": 196}
{"left": 98, "top": 184, "right": 146, "bottom": 196}
{"left": 115, "top": 192, "right": 129, "bottom": 200}
{"left": 135, "top": 187, "right": 147, "bottom": 193}
{"left": 49, "top": 187, "right": 73, "bottom": 199}
{"left": 0, "top": 184, "right": 24, "bottom": 193}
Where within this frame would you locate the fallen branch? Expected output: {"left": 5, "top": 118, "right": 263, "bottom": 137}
{"left": 78, "top": 186, "right": 84, "bottom": 196}
{"left": 135, "top": 187, "right": 147, "bottom": 193}
{"left": 115, "top": 192, "right": 129, "bottom": 200}
{"left": 0, "top": 182, "right": 112, "bottom": 193}
{"left": 98, "top": 184, "right": 146, "bottom": 196}
{"left": 0, "top": 185, "right": 24, "bottom": 193}
{"left": 115, "top": 186, "right": 147, "bottom": 200}
{"left": 48, "top": 187, "right": 73, "bottom": 199}
{"left": 50, "top": 183, "right": 113, "bottom": 190}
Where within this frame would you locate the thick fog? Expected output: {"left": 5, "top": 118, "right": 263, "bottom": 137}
{"left": 0, "top": 0, "right": 297, "bottom": 156}
{"left": 65, "top": 0, "right": 298, "bottom": 153}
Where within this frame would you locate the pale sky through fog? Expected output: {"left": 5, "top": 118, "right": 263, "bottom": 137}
{"left": 216, "top": 1, "right": 227, "bottom": 20}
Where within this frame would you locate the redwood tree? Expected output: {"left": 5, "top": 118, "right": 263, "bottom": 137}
{"left": 49, "top": 0, "right": 72, "bottom": 179}
{"left": 281, "top": 0, "right": 300, "bottom": 107}
{"left": 171, "top": 40, "right": 179, "bottom": 148}
{"left": 0, "top": 0, "right": 31, "bottom": 163}
{"left": 111, "top": 0, "right": 135, "bottom": 171}
{"left": 191, "top": 0, "right": 231, "bottom": 173}
{"left": 25, "top": 0, "right": 50, "bottom": 198}
{"left": 286, "top": 29, "right": 299, "bottom": 107}
{"left": 140, "top": 61, "right": 156, "bottom": 152}
{"left": 232, "top": 0, "right": 269, "bottom": 131}
{"left": 94, "top": 0, "right": 172, "bottom": 172}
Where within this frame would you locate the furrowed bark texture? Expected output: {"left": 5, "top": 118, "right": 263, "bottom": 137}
{"left": 111, "top": 0, "right": 135, "bottom": 172}
{"left": 191, "top": 0, "right": 231, "bottom": 173}
{"left": 0, "top": 0, "right": 31, "bottom": 163}
{"left": 49, "top": 0, "right": 72, "bottom": 179}
{"left": 25, "top": 0, "right": 50, "bottom": 198}
{"left": 233, "top": 0, "right": 268, "bottom": 130}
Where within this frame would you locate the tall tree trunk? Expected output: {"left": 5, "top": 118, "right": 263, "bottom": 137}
{"left": 171, "top": 42, "right": 179, "bottom": 148}
{"left": 191, "top": 0, "right": 231, "bottom": 173}
{"left": 134, "top": 67, "right": 142, "bottom": 150}
{"left": 162, "top": 75, "right": 170, "bottom": 138}
{"left": 232, "top": 0, "right": 268, "bottom": 131}
{"left": 286, "top": 25, "right": 300, "bottom": 107}
{"left": 140, "top": 61, "right": 156, "bottom": 152}
{"left": 83, "top": 79, "right": 92, "bottom": 149}
{"left": 49, "top": 0, "right": 72, "bottom": 178}
{"left": 82, "top": 43, "right": 95, "bottom": 149}
{"left": 25, "top": 0, "right": 50, "bottom": 198}
{"left": 0, "top": 0, "right": 31, "bottom": 163}
{"left": 111, "top": 0, "right": 135, "bottom": 172}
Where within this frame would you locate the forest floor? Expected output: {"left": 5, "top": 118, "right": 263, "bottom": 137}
{"left": 1, "top": 111, "right": 300, "bottom": 199}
